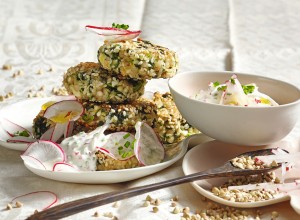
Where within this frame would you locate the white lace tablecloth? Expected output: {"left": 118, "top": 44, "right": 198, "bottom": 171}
{"left": 0, "top": 0, "right": 299, "bottom": 219}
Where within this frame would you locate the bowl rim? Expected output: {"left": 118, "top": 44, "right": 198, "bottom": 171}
{"left": 168, "top": 71, "right": 300, "bottom": 109}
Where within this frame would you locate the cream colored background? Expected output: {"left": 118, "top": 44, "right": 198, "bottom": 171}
{"left": 0, "top": 0, "right": 299, "bottom": 219}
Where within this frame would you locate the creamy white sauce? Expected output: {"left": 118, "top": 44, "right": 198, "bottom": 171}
{"left": 60, "top": 125, "right": 109, "bottom": 171}
{"left": 193, "top": 75, "right": 278, "bottom": 107}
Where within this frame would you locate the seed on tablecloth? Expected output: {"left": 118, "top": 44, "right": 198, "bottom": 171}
{"left": 6, "top": 203, "right": 12, "bottom": 210}
{"left": 152, "top": 206, "right": 159, "bottom": 213}
{"left": 2, "top": 64, "right": 12, "bottom": 70}
{"left": 15, "top": 201, "right": 23, "bottom": 208}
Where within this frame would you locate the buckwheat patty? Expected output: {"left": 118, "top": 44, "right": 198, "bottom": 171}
{"left": 63, "top": 62, "right": 146, "bottom": 103}
{"left": 152, "top": 92, "right": 199, "bottom": 144}
{"left": 32, "top": 93, "right": 199, "bottom": 145}
{"left": 98, "top": 39, "right": 179, "bottom": 80}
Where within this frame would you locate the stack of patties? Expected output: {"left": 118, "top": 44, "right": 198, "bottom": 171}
{"left": 33, "top": 38, "right": 198, "bottom": 170}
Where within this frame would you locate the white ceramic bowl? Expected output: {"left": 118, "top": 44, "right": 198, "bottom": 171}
{"left": 168, "top": 71, "right": 300, "bottom": 146}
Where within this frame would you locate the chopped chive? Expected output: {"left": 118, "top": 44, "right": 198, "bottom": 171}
{"left": 213, "top": 81, "right": 220, "bottom": 87}
{"left": 123, "top": 133, "right": 130, "bottom": 139}
{"left": 124, "top": 141, "right": 130, "bottom": 148}
{"left": 118, "top": 146, "right": 123, "bottom": 150}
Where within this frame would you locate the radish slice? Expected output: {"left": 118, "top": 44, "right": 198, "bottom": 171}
{"left": 134, "top": 122, "right": 165, "bottom": 166}
{"left": 49, "top": 123, "right": 66, "bottom": 142}
{"left": 43, "top": 100, "right": 83, "bottom": 123}
{"left": 11, "top": 191, "right": 58, "bottom": 210}
{"left": 85, "top": 25, "right": 141, "bottom": 42}
{"left": 52, "top": 162, "right": 78, "bottom": 172}
{"left": 0, "top": 118, "right": 33, "bottom": 139}
{"left": 64, "top": 121, "right": 74, "bottom": 138}
{"left": 97, "top": 132, "right": 136, "bottom": 160}
{"left": 40, "top": 126, "right": 55, "bottom": 140}
{"left": 21, "top": 141, "right": 66, "bottom": 167}
{"left": 21, "top": 155, "right": 46, "bottom": 170}
{"left": 7, "top": 136, "right": 37, "bottom": 143}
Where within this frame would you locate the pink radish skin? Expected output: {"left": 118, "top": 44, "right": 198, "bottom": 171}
{"left": 7, "top": 136, "right": 36, "bottom": 143}
{"left": 134, "top": 122, "right": 165, "bottom": 166}
{"left": 43, "top": 100, "right": 84, "bottom": 121}
{"left": 85, "top": 25, "right": 141, "bottom": 42}
{"left": 20, "top": 155, "right": 46, "bottom": 170}
{"left": 22, "top": 140, "right": 66, "bottom": 163}
{"left": 52, "top": 162, "right": 78, "bottom": 172}
{"left": 40, "top": 126, "right": 55, "bottom": 141}
{"left": 11, "top": 191, "right": 58, "bottom": 210}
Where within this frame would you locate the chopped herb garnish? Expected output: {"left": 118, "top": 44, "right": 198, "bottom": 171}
{"left": 123, "top": 133, "right": 130, "bottom": 139}
{"left": 124, "top": 141, "right": 130, "bottom": 148}
{"left": 217, "top": 85, "right": 227, "bottom": 91}
{"left": 213, "top": 81, "right": 220, "bottom": 87}
{"left": 230, "top": 78, "right": 236, "bottom": 84}
{"left": 112, "top": 23, "right": 129, "bottom": 30}
{"left": 242, "top": 84, "right": 255, "bottom": 95}
{"left": 14, "top": 130, "right": 30, "bottom": 137}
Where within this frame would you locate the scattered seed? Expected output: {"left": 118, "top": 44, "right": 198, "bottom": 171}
{"left": 37, "top": 69, "right": 43, "bottom": 75}
{"left": 6, "top": 203, "right": 12, "bottom": 210}
{"left": 112, "top": 201, "right": 120, "bottom": 208}
{"left": 153, "top": 198, "right": 161, "bottom": 206}
{"left": 93, "top": 211, "right": 100, "bottom": 217}
{"left": 0, "top": 96, "right": 5, "bottom": 102}
{"left": 171, "top": 195, "right": 179, "bottom": 201}
{"left": 112, "top": 216, "right": 118, "bottom": 220}
{"left": 171, "top": 202, "right": 177, "bottom": 207}
{"left": 2, "top": 64, "right": 12, "bottom": 70}
{"left": 271, "top": 211, "right": 279, "bottom": 219}
{"left": 15, "top": 201, "right": 23, "bottom": 208}
{"left": 142, "top": 201, "right": 150, "bottom": 207}
{"left": 172, "top": 206, "right": 180, "bottom": 214}
{"left": 182, "top": 207, "right": 190, "bottom": 214}
{"left": 152, "top": 206, "right": 159, "bottom": 213}
{"left": 48, "top": 66, "right": 53, "bottom": 72}
{"left": 103, "top": 212, "right": 114, "bottom": 218}
{"left": 145, "top": 195, "right": 152, "bottom": 201}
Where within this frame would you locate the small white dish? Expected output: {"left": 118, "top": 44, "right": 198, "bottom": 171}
{"left": 0, "top": 96, "right": 72, "bottom": 151}
{"left": 24, "top": 140, "right": 187, "bottom": 184}
{"left": 182, "top": 138, "right": 300, "bottom": 208}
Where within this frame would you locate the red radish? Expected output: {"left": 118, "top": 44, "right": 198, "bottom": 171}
{"left": 11, "top": 191, "right": 58, "bottom": 210}
{"left": 134, "top": 122, "right": 165, "bottom": 166}
{"left": 40, "top": 126, "right": 55, "bottom": 140}
{"left": 21, "top": 140, "right": 66, "bottom": 165}
{"left": 85, "top": 25, "right": 141, "bottom": 42}
{"left": 21, "top": 155, "right": 46, "bottom": 170}
{"left": 43, "top": 100, "right": 83, "bottom": 123}
{"left": 52, "top": 162, "right": 78, "bottom": 172}
{"left": 42, "top": 100, "right": 83, "bottom": 141}
{"left": 7, "top": 136, "right": 36, "bottom": 143}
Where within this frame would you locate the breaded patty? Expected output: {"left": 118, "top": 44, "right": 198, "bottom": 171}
{"left": 63, "top": 62, "right": 146, "bottom": 103}
{"left": 98, "top": 39, "right": 179, "bottom": 80}
{"left": 32, "top": 93, "right": 198, "bottom": 145}
{"left": 152, "top": 92, "right": 199, "bottom": 144}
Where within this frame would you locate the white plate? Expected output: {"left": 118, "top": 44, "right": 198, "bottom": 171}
{"left": 182, "top": 139, "right": 300, "bottom": 208}
{"left": 0, "top": 96, "right": 71, "bottom": 151}
{"left": 24, "top": 140, "right": 187, "bottom": 184}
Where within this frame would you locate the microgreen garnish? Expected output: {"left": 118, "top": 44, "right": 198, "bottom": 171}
{"left": 112, "top": 23, "right": 129, "bottom": 30}
{"left": 242, "top": 84, "right": 255, "bottom": 95}
{"left": 230, "top": 78, "right": 236, "bottom": 85}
